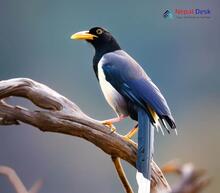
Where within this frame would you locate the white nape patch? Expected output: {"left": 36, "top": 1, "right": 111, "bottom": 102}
{"left": 97, "top": 55, "right": 128, "bottom": 116}
{"left": 136, "top": 171, "right": 150, "bottom": 193}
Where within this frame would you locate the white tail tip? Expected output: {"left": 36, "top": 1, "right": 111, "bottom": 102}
{"left": 136, "top": 171, "right": 150, "bottom": 193}
{"left": 175, "top": 128, "right": 178, "bottom": 135}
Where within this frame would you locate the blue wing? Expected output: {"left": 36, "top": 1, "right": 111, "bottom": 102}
{"left": 101, "top": 50, "right": 176, "bottom": 128}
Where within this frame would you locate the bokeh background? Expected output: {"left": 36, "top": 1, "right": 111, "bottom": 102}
{"left": 0, "top": 0, "right": 219, "bottom": 192}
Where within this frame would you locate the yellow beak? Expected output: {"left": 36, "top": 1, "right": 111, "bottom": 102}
{"left": 70, "top": 31, "right": 97, "bottom": 40}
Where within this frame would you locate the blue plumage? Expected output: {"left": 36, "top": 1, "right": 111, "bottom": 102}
{"left": 102, "top": 50, "right": 175, "bottom": 128}
{"left": 137, "top": 108, "right": 154, "bottom": 179}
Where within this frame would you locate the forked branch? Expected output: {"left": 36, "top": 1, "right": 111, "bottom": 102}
{"left": 0, "top": 165, "right": 43, "bottom": 193}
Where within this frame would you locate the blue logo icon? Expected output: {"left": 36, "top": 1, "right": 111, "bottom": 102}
{"left": 163, "top": 10, "right": 173, "bottom": 19}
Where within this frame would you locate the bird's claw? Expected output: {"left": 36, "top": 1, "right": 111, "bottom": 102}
{"left": 110, "top": 126, "right": 117, "bottom": 133}
{"left": 101, "top": 121, "right": 117, "bottom": 133}
{"left": 122, "top": 135, "right": 131, "bottom": 142}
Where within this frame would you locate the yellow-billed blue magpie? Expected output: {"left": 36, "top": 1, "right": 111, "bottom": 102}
{"left": 71, "top": 27, "right": 176, "bottom": 193}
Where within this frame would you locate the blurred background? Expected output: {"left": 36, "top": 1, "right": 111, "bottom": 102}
{"left": 0, "top": 0, "right": 219, "bottom": 192}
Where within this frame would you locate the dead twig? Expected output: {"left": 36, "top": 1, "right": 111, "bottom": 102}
{"left": 0, "top": 165, "right": 43, "bottom": 193}
{"left": 162, "top": 161, "right": 210, "bottom": 193}
{"left": 112, "top": 157, "right": 134, "bottom": 193}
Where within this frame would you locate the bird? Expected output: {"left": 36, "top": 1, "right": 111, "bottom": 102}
{"left": 70, "top": 27, "right": 176, "bottom": 193}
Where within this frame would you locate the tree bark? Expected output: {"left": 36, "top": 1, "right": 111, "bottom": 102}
{"left": 0, "top": 78, "right": 209, "bottom": 193}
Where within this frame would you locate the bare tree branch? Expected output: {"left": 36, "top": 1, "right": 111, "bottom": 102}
{"left": 0, "top": 166, "right": 28, "bottom": 193}
{"left": 112, "top": 157, "right": 134, "bottom": 193}
{"left": 29, "top": 179, "right": 43, "bottom": 193}
{"left": 162, "top": 161, "right": 210, "bottom": 193}
{"left": 0, "top": 78, "right": 210, "bottom": 193}
{"left": 0, "top": 165, "right": 42, "bottom": 193}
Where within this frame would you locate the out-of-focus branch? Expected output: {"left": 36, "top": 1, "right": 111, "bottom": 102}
{"left": 28, "top": 180, "right": 43, "bottom": 193}
{"left": 0, "top": 166, "right": 42, "bottom": 193}
{"left": 0, "top": 166, "right": 28, "bottom": 193}
{"left": 162, "top": 161, "right": 210, "bottom": 193}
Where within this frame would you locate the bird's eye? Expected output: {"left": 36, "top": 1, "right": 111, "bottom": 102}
{"left": 96, "top": 29, "right": 103, "bottom": 35}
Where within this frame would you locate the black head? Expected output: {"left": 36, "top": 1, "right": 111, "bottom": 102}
{"left": 71, "top": 27, "right": 121, "bottom": 54}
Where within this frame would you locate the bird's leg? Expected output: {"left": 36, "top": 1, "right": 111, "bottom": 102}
{"left": 100, "top": 115, "right": 128, "bottom": 133}
{"left": 123, "top": 124, "right": 138, "bottom": 141}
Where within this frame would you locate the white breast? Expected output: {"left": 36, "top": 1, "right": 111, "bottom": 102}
{"left": 97, "top": 56, "right": 128, "bottom": 116}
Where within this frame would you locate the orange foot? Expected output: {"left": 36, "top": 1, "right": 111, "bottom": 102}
{"left": 100, "top": 115, "right": 128, "bottom": 133}
{"left": 100, "top": 120, "right": 117, "bottom": 133}
{"left": 123, "top": 125, "right": 138, "bottom": 141}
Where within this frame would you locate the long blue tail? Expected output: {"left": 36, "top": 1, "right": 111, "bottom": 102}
{"left": 136, "top": 108, "right": 154, "bottom": 193}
